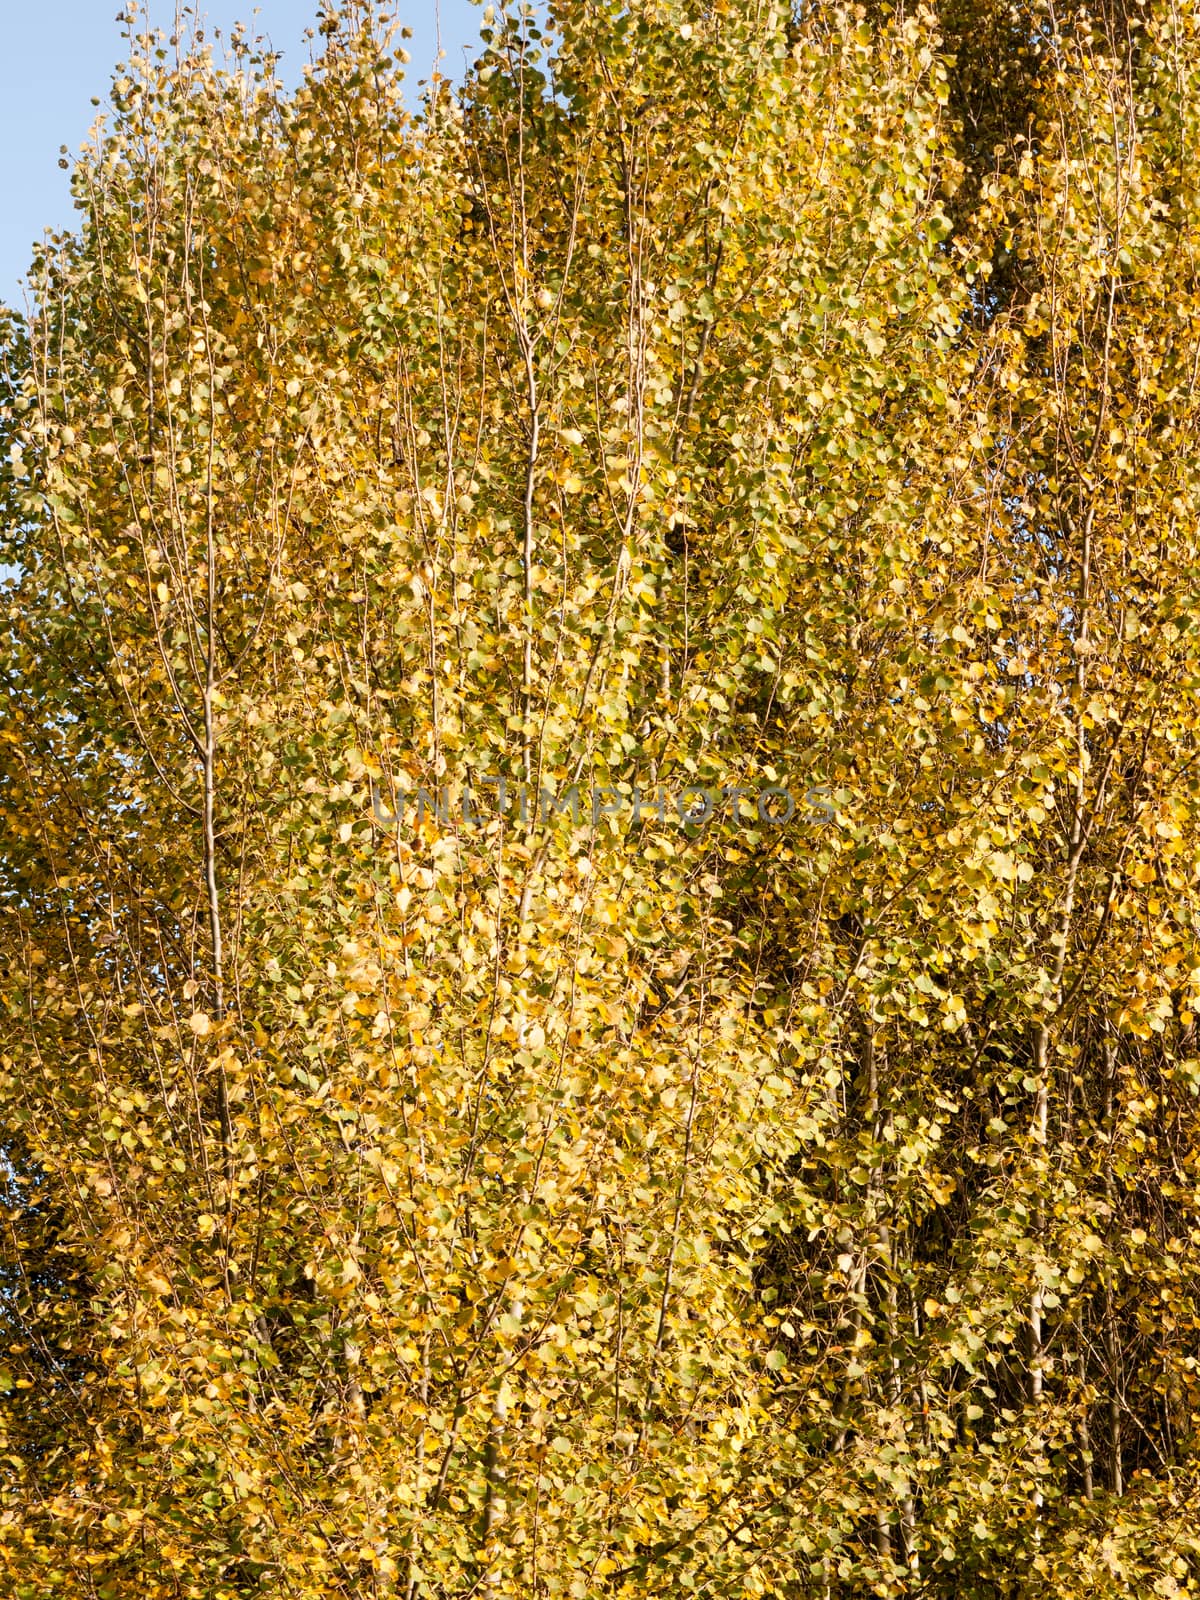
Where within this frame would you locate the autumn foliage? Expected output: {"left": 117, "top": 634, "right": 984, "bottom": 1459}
{"left": 4, "top": 0, "right": 1200, "bottom": 1594}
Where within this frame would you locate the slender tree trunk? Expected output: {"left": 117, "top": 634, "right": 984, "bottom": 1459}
{"left": 1103, "top": 1036, "right": 1123, "bottom": 1497}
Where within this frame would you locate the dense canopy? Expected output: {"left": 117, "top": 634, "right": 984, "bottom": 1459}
{"left": 5, "top": 0, "right": 1200, "bottom": 1595}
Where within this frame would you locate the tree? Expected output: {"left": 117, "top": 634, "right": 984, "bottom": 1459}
{"left": 4, "top": 0, "right": 1200, "bottom": 1595}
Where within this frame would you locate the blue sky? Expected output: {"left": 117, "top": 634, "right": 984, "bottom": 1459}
{"left": 0, "top": 0, "right": 481, "bottom": 309}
